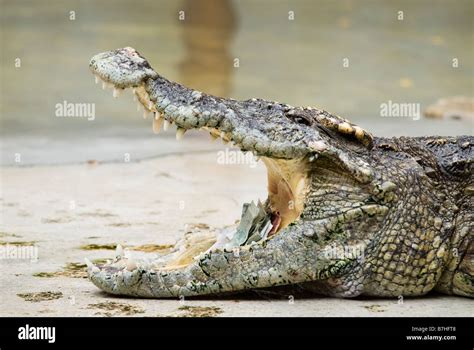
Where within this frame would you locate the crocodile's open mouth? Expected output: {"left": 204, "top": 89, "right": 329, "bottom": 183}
{"left": 90, "top": 73, "right": 311, "bottom": 271}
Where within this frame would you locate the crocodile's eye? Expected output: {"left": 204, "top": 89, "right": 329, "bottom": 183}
{"left": 288, "top": 114, "right": 311, "bottom": 126}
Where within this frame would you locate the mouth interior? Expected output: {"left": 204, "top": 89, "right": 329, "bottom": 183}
{"left": 92, "top": 72, "right": 310, "bottom": 270}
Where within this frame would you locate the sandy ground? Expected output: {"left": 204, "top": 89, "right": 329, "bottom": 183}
{"left": 0, "top": 150, "right": 472, "bottom": 317}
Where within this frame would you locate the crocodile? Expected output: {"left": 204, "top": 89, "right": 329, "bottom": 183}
{"left": 86, "top": 47, "right": 473, "bottom": 298}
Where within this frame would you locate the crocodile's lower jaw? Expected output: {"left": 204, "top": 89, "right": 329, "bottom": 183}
{"left": 91, "top": 74, "right": 310, "bottom": 271}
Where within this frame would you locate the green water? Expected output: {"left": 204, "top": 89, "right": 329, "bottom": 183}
{"left": 1, "top": 0, "right": 473, "bottom": 164}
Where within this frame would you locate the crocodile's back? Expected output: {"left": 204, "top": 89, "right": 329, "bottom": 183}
{"left": 417, "top": 136, "right": 473, "bottom": 178}
{"left": 374, "top": 136, "right": 473, "bottom": 178}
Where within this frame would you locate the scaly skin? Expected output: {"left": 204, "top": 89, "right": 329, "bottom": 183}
{"left": 86, "top": 47, "right": 473, "bottom": 298}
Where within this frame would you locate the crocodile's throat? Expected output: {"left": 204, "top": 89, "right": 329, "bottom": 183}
{"left": 262, "top": 157, "right": 308, "bottom": 231}
{"left": 92, "top": 73, "right": 311, "bottom": 271}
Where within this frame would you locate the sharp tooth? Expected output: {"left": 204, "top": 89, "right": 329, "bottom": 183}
{"left": 133, "top": 95, "right": 137, "bottom": 102}
{"left": 132, "top": 88, "right": 136, "bottom": 94}
{"left": 176, "top": 128, "right": 186, "bottom": 140}
{"left": 126, "top": 258, "right": 137, "bottom": 271}
{"left": 84, "top": 258, "right": 99, "bottom": 273}
{"left": 102, "top": 81, "right": 107, "bottom": 90}
{"left": 143, "top": 110, "right": 150, "bottom": 119}
{"left": 95, "top": 75, "right": 99, "bottom": 84}
{"left": 115, "top": 244, "right": 124, "bottom": 258}
{"left": 84, "top": 258, "right": 93, "bottom": 268}
{"left": 163, "top": 120, "right": 171, "bottom": 131}
{"left": 113, "top": 88, "right": 122, "bottom": 98}
{"left": 148, "top": 101, "right": 153, "bottom": 110}
{"left": 153, "top": 115, "right": 163, "bottom": 133}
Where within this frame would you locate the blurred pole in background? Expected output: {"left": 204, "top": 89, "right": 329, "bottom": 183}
{"left": 178, "top": 0, "right": 237, "bottom": 97}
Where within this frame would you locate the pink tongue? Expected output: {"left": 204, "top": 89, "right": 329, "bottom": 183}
{"left": 268, "top": 212, "right": 281, "bottom": 237}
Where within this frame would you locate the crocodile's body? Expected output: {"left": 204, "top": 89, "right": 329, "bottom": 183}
{"left": 86, "top": 47, "right": 473, "bottom": 298}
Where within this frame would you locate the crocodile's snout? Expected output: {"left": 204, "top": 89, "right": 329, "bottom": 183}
{"left": 90, "top": 47, "right": 157, "bottom": 89}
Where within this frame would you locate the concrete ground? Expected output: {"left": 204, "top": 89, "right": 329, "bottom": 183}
{"left": 0, "top": 150, "right": 472, "bottom": 317}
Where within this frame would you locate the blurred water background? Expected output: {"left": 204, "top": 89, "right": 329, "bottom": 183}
{"left": 1, "top": 0, "right": 473, "bottom": 165}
